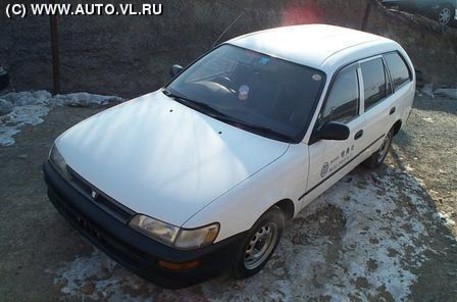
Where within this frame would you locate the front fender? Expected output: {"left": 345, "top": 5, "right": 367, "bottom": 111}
{"left": 182, "top": 143, "right": 309, "bottom": 242}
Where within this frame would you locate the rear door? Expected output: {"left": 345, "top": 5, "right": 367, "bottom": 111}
{"left": 358, "top": 55, "right": 397, "bottom": 157}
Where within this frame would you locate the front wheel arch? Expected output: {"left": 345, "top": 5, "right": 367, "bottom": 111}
{"left": 232, "top": 206, "right": 285, "bottom": 279}
{"left": 274, "top": 199, "right": 295, "bottom": 221}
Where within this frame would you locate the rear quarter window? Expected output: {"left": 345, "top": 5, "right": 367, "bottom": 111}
{"left": 383, "top": 52, "right": 412, "bottom": 90}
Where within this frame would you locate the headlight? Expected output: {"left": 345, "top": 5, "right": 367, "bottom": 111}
{"left": 175, "top": 224, "right": 220, "bottom": 249}
{"left": 49, "top": 143, "right": 72, "bottom": 180}
{"left": 129, "top": 215, "right": 180, "bottom": 246}
{"left": 129, "top": 214, "right": 219, "bottom": 250}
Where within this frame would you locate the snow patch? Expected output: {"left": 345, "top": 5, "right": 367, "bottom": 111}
{"left": 0, "top": 98, "right": 14, "bottom": 115}
{"left": 54, "top": 250, "right": 157, "bottom": 301}
{"left": 434, "top": 88, "right": 457, "bottom": 100}
{"left": 434, "top": 212, "right": 456, "bottom": 226}
{"left": 318, "top": 172, "right": 427, "bottom": 301}
{"left": 1, "top": 90, "right": 52, "bottom": 106}
{"left": 52, "top": 92, "right": 124, "bottom": 107}
{"left": 420, "top": 83, "right": 434, "bottom": 98}
{"left": 0, "top": 90, "right": 124, "bottom": 146}
{"left": 0, "top": 126, "right": 20, "bottom": 146}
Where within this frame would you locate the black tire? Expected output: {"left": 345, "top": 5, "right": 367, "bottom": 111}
{"left": 232, "top": 206, "right": 284, "bottom": 279}
{"left": 0, "top": 71, "right": 9, "bottom": 91}
{"left": 363, "top": 128, "right": 394, "bottom": 169}
{"left": 437, "top": 4, "right": 455, "bottom": 26}
{"left": 415, "top": 69, "right": 424, "bottom": 89}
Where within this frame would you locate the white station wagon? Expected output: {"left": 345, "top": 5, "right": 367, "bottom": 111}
{"left": 44, "top": 24, "right": 415, "bottom": 288}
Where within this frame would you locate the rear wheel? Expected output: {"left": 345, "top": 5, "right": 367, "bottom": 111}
{"left": 437, "top": 4, "right": 455, "bottom": 26}
{"left": 232, "top": 207, "right": 284, "bottom": 278}
{"left": 363, "top": 128, "right": 394, "bottom": 169}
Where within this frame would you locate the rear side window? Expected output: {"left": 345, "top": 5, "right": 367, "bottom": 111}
{"left": 321, "top": 64, "right": 359, "bottom": 125}
{"left": 361, "top": 58, "right": 391, "bottom": 111}
{"left": 384, "top": 52, "right": 411, "bottom": 90}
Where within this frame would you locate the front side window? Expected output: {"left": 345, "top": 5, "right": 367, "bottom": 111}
{"left": 320, "top": 64, "right": 359, "bottom": 126}
{"left": 384, "top": 52, "right": 411, "bottom": 90}
{"left": 166, "top": 44, "right": 326, "bottom": 143}
{"left": 361, "top": 57, "right": 391, "bottom": 111}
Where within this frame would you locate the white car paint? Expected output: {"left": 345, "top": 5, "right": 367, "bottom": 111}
{"left": 54, "top": 24, "right": 415, "bottom": 244}
{"left": 56, "top": 91, "right": 289, "bottom": 226}
{"left": 229, "top": 24, "right": 386, "bottom": 71}
{"left": 185, "top": 25, "right": 415, "bottom": 241}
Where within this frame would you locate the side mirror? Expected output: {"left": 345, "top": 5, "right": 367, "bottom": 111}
{"left": 318, "top": 121, "right": 350, "bottom": 141}
{"left": 169, "top": 64, "right": 183, "bottom": 78}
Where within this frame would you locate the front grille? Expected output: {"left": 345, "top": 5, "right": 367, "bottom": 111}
{"left": 47, "top": 187, "right": 149, "bottom": 269}
{"left": 75, "top": 212, "right": 102, "bottom": 239}
{"left": 67, "top": 166, "right": 135, "bottom": 223}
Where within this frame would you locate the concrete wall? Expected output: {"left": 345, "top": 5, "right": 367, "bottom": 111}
{"left": 0, "top": 0, "right": 456, "bottom": 98}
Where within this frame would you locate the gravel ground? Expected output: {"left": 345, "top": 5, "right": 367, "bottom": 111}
{"left": 0, "top": 92, "right": 456, "bottom": 301}
{"left": 394, "top": 93, "right": 457, "bottom": 234}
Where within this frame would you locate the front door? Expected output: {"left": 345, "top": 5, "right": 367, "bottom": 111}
{"left": 302, "top": 63, "right": 366, "bottom": 206}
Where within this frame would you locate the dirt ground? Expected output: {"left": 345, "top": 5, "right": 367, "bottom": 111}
{"left": 0, "top": 93, "right": 456, "bottom": 301}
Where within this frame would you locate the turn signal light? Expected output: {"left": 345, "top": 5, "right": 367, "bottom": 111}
{"left": 157, "top": 259, "right": 201, "bottom": 271}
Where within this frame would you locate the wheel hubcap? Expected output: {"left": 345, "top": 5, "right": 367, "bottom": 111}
{"left": 439, "top": 8, "right": 451, "bottom": 25}
{"left": 244, "top": 222, "right": 278, "bottom": 270}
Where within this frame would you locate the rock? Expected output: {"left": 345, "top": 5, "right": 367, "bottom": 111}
{"left": 422, "top": 117, "right": 434, "bottom": 123}
{"left": 80, "top": 280, "right": 95, "bottom": 296}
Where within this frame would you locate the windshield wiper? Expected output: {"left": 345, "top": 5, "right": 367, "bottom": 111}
{"left": 238, "top": 123, "right": 294, "bottom": 142}
{"left": 162, "top": 87, "right": 184, "bottom": 99}
{"left": 162, "top": 88, "right": 293, "bottom": 142}
{"left": 211, "top": 113, "right": 294, "bottom": 142}
{"left": 162, "top": 88, "right": 228, "bottom": 119}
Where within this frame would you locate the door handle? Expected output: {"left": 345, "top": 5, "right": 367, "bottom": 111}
{"left": 354, "top": 129, "right": 363, "bottom": 140}
{"left": 389, "top": 107, "right": 396, "bottom": 115}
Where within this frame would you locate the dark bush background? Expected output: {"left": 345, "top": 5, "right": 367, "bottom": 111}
{"left": 0, "top": 0, "right": 456, "bottom": 98}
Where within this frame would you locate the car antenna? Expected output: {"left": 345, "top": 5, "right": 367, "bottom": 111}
{"left": 211, "top": 10, "right": 247, "bottom": 49}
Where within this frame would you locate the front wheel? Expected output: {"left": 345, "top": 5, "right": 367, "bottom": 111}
{"left": 363, "top": 128, "right": 394, "bottom": 169}
{"left": 232, "top": 207, "right": 284, "bottom": 279}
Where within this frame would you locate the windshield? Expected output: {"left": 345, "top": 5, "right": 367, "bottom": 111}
{"left": 166, "top": 44, "right": 326, "bottom": 143}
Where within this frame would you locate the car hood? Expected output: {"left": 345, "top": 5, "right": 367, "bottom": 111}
{"left": 56, "top": 91, "right": 289, "bottom": 226}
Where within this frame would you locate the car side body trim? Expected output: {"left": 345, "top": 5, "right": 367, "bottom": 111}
{"left": 299, "top": 134, "right": 385, "bottom": 201}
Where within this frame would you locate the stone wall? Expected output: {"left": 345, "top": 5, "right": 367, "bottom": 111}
{"left": 0, "top": 0, "right": 456, "bottom": 98}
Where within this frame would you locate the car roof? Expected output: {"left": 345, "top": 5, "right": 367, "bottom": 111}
{"left": 227, "top": 24, "right": 400, "bottom": 72}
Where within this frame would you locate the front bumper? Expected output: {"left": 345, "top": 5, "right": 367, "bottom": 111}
{"left": 43, "top": 160, "right": 245, "bottom": 288}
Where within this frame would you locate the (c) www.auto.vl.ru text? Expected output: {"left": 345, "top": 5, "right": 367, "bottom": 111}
{"left": 4, "top": 3, "right": 163, "bottom": 18}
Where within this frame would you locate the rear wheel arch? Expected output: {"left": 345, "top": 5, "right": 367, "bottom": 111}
{"left": 363, "top": 125, "right": 395, "bottom": 169}
{"left": 393, "top": 120, "right": 402, "bottom": 136}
